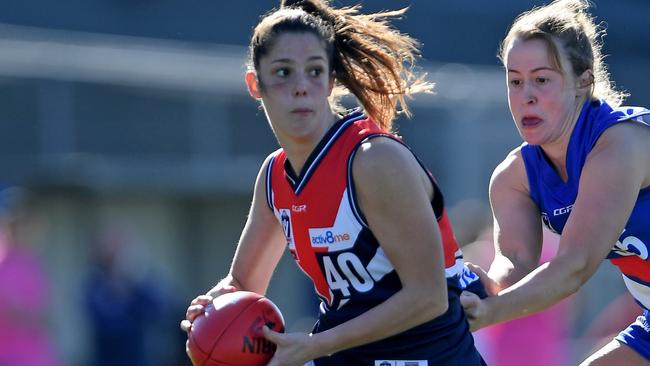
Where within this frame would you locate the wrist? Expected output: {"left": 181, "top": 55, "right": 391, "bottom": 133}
{"left": 309, "top": 331, "right": 338, "bottom": 358}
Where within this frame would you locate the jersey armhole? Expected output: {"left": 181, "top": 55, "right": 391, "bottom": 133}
{"left": 347, "top": 134, "right": 443, "bottom": 225}
{"left": 264, "top": 154, "right": 277, "bottom": 211}
{"left": 520, "top": 144, "right": 542, "bottom": 206}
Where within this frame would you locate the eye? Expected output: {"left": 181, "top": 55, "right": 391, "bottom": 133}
{"left": 274, "top": 68, "right": 290, "bottom": 77}
{"left": 309, "top": 66, "right": 324, "bottom": 77}
{"left": 508, "top": 79, "right": 521, "bottom": 87}
{"left": 535, "top": 77, "right": 548, "bottom": 84}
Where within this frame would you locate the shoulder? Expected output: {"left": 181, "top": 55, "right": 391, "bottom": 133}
{"left": 596, "top": 119, "right": 650, "bottom": 150}
{"left": 260, "top": 148, "right": 283, "bottom": 172}
{"left": 490, "top": 145, "right": 530, "bottom": 199}
{"left": 590, "top": 121, "right": 650, "bottom": 184}
{"left": 352, "top": 135, "right": 419, "bottom": 179}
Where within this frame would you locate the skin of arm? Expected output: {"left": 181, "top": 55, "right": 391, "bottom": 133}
{"left": 487, "top": 148, "right": 544, "bottom": 292}
{"left": 264, "top": 137, "right": 450, "bottom": 365}
{"left": 467, "top": 123, "right": 648, "bottom": 330}
{"left": 182, "top": 157, "right": 287, "bottom": 358}
{"left": 211, "top": 157, "right": 288, "bottom": 297}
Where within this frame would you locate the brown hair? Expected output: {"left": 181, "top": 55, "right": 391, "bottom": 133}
{"left": 498, "top": 0, "right": 627, "bottom": 106}
{"left": 248, "top": 0, "right": 432, "bottom": 131}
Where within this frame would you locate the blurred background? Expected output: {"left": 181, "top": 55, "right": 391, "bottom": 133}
{"left": 0, "top": 1, "right": 648, "bottom": 365}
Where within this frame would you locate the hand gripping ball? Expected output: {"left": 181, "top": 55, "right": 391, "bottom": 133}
{"left": 187, "top": 291, "right": 285, "bottom": 366}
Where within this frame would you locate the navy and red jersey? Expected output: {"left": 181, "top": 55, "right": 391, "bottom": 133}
{"left": 264, "top": 111, "right": 484, "bottom": 365}
{"left": 521, "top": 99, "right": 650, "bottom": 310}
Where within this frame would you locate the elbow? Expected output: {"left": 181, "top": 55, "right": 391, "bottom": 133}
{"left": 431, "top": 298, "right": 449, "bottom": 319}
{"left": 554, "top": 255, "right": 593, "bottom": 295}
{"left": 419, "top": 287, "right": 448, "bottom": 321}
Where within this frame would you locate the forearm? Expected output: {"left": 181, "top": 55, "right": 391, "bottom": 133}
{"left": 310, "top": 287, "right": 447, "bottom": 357}
{"left": 486, "top": 255, "right": 585, "bottom": 325}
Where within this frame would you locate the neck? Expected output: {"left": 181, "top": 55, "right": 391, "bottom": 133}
{"left": 540, "top": 98, "right": 587, "bottom": 181}
{"left": 278, "top": 110, "right": 339, "bottom": 176}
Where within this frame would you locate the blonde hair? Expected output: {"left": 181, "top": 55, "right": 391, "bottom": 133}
{"left": 499, "top": 0, "right": 628, "bottom": 106}
{"left": 248, "top": 0, "right": 433, "bottom": 131}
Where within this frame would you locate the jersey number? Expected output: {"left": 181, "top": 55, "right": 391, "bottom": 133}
{"left": 322, "top": 253, "right": 374, "bottom": 297}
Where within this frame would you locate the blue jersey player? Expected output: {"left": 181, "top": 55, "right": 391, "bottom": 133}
{"left": 460, "top": 0, "right": 650, "bottom": 365}
{"left": 182, "top": 0, "right": 486, "bottom": 365}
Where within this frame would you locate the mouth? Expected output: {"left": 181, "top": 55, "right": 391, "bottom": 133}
{"left": 521, "top": 116, "right": 542, "bottom": 128}
{"left": 291, "top": 108, "right": 313, "bottom": 114}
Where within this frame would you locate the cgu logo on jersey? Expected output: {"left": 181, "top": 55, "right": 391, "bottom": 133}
{"left": 553, "top": 204, "right": 574, "bottom": 216}
{"left": 292, "top": 204, "right": 307, "bottom": 213}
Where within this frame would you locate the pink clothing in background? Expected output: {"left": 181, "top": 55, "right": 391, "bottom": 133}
{"left": 0, "top": 244, "right": 61, "bottom": 366}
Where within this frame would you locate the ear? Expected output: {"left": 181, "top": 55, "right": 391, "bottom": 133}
{"left": 576, "top": 69, "right": 594, "bottom": 93}
{"left": 245, "top": 71, "right": 262, "bottom": 99}
{"left": 327, "top": 72, "right": 335, "bottom": 96}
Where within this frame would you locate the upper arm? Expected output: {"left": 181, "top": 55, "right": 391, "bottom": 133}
{"left": 229, "top": 157, "right": 287, "bottom": 294}
{"left": 558, "top": 124, "right": 646, "bottom": 279}
{"left": 488, "top": 149, "right": 543, "bottom": 285}
{"left": 352, "top": 138, "right": 446, "bottom": 297}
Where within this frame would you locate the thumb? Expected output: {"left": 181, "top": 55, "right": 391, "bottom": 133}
{"left": 262, "top": 325, "right": 282, "bottom": 344}
{"left": 460, "top": 290, "right": 480, "bottom": 308}
{"left": 221, "top": 285, "right": 238, "bottom": 293}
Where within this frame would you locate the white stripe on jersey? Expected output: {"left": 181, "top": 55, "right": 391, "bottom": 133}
{"left": 367, "top": 246, "right": 393, "bottom": 282}
{"left": 623, "top": 274, "right": 650, "bottom": 309}
{"left": 445, "top": 255, "right": 465, "bottom": 278}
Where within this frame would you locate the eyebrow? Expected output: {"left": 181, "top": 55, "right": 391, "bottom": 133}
{"left": 507, "top": 66, "right": 557, "bottom": 73}
{"left": 270, "top": 55, "right": 327, "bottom": 64}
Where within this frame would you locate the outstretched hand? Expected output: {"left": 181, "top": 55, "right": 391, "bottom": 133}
{"left": 263, "top": 326, "right": 318, "bottom": 366}
{"left": 464, "top": 262, "right": 499, "bottom": 296}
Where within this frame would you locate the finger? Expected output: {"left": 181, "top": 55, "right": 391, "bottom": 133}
{"left": 464, "top": 262, "right": 483, "bottom": 273}
{"left": 460, "top": 291, "right": 480, "bottom": 308}
{"left": 185, "top": 340, "right": 194, "bottom": 362}
{"left": 221, "top": 285, "right": 238, "bottom": 293}
{"left": 191, "top": 295, "right": 213, "bottom": 306}
{"left": 180, "top": 319, "right": 192, "bottom": 332}
{"left": 467, "top": 318, "right": 479, "bottom": 332}
{"left": 207, "top": 286, "right": 238, "bottom": 298}
{"left": 262, "top": 325, "right": 281, "bottom": 344}
{"left": 186, "top": 304, "right": 208, "bottom": 321}
{"left": 464, "top": 263, "right": 498, "bottom": 296}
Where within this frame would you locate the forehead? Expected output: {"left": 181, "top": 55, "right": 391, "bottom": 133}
{"left": 505, "top": 37, "right": 558, "bottom": 70}
{"left": 262, "top": 32, "right": 328, "bottom": 62}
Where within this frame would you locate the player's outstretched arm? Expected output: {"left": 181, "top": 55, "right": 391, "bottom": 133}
{"left": 467, "top": 124, "right": 647, "bottom": 331}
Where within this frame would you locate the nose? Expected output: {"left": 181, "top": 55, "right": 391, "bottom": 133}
{"left": 293, "top": 74, "right": 308, "bottom": 97}
{"left": 523, "top": 83, "right": 536, "bottom": 105}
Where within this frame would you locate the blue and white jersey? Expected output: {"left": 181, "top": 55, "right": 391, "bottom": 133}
{"left": 521, "top": 99, "right": 650, "bottom": 309}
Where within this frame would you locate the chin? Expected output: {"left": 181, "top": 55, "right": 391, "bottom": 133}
{"left": 520, "top": 131, "right": 543, "bottom": 146}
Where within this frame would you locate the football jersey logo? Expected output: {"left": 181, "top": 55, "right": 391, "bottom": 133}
{"left": 614, "top": 231, "right": 649, "bottom": 260}
{"left": 279, "top": 209, "right": 295, "bottom": 249}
